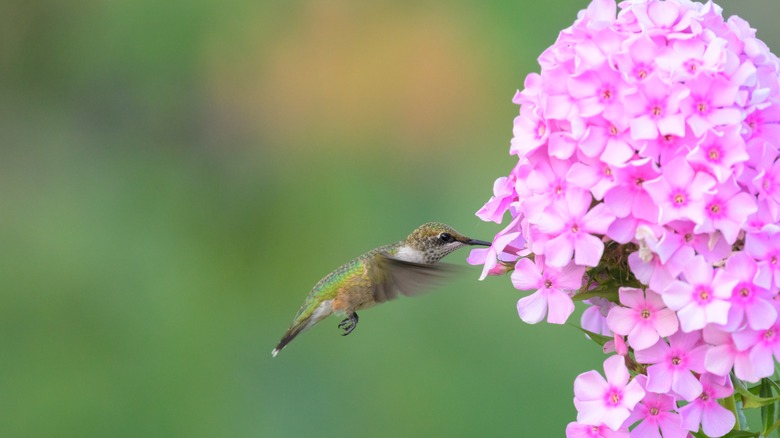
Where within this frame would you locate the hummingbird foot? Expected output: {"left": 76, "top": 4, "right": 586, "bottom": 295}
{"left": 338, "top": 312, "right": 359, "bottom": 336}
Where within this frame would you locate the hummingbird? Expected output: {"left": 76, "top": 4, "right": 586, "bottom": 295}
{"left": 272, "top": 222, "right": 491, "bottom": 357}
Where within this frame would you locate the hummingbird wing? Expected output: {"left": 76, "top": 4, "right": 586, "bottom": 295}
{"left": 370, "top": 254, "right": 463, "bottom": 304}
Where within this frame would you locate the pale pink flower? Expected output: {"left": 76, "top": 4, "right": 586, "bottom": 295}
{"left": 745, "top": 229, "right": 780, "bottom": 291}
{"left": 603, "top": 158, "right": 659, "bottom": 223}
{"left": 512, "top": 257, "right": 584, "bottom": 324}
{"left": 686, "top": 127, "right": 749, "bottom": 184}
{"left": 625, "top": 76, "right": 690, "bottom": 140}
{"left": 720, "top": 251, "right": 776, "bottom": 331}
{"left": 533, "top": 189, "right": 614, "bottom": 267}
{"left": 643, "top": 156, "right": 716, "bottom": 226}
{"left": 573, "top": 355, "right": 645, "bottom": 431}
{"left": 662, "top": 255, "right": 735, "bottom": 332}
{"left": 606, "top": 288, "right": 678, "bottom": 350}
{"left": 679, "top": 374, "right": 736, "bottom": 437}
{"left": 732, "top": 311, "right": 780, "bottom": 379}
{"left": 634, "top": 331, "right": 707, "bottom": 401}
{"left": 703, "top": 326, "right": 758, "bottom": 382}
{"left": 694, "top": 177, "right": 757, "bottom": 244}
{"left": 623, "top": 376, "right": 686, "bottom": 438}
{"left": 680, "top": 74, "right": 741, "bottom": 137}
{"left": 565, "top": 422, "right": 628, "bottom": 438}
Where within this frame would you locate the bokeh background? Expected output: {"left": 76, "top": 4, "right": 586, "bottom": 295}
{"left": 2, "top": 0, "right": 778, "bottom": 436}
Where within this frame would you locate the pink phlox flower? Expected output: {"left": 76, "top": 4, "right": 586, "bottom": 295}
{"left": 583, "top": 0, "right": 617, "bottom": 31}
{"left": 664, "top": 220, "right": 732, "bottom": 263}
{"left": 510, "top": 105, "right": 548, "bottom": 157}
{"left": 656, "top": 35, "right": 727, "bottom": 81}
{"left": 567, "top": 155, "right": 619, "bottom": 200}
{"left": 625, "top": 76, "right": 690, "bottom": 141}
{"left": 732, "top": 306, "right": 780, "bottom": 380}
{"left": 686, "top": 127, "right": 749, "bottom": 184}
{"left": 679, "top": 373, "right": 736, "bottom": 438}
{"left": 582, "top": 297, "right": 616, "bottom": 337}
{"left": 522, "top": 157, "right": 574, "bottom": 221}
{"left": 476, "top": 173, "right": 518, "bottom": 223}
{"left": 740, "top": 138, "right": 777, "bottom": 194}
{"left": 720, "top": 251, "right": 777, "bottom": 331}
{"left": 606, "top": 216, "right": 650, "bottom": 244}
{"left": 637, "top": 127, "right": 697, "bottom": 167}
{"left": 745, "top": 199, "right": 780, "bottom": 234}
{"left": 532, "top": 189, "right": 615, "bottom": 267}
{"left": 628, "top": 226, "right": 695, "bottom": 292}
{"left": 467, "top": 219, "right": 527, "bottom": 280}
{"left": 662, "top": 255, "right": 735, "bottom": 332}
{"left": 543, "top": 65, "right": 585, "bottom": 123}
{"left": 634, "top": 330, "right": 707, "bottom": 401}
{"left": 569, "top": 62, "right": 633, "bottom": 120}
{"left": 745, "top": 228, "right": 780, "bottom": 291}
{"left": 512, "top": 73, "right": 543, "bottom": 106}
{"left": 604, "top": 333, "right": 629, "bottom": 356}
{"left": 694, "top": 177, "right": 757, "bottom": 245}
{"left": 623, "top": 375, "right": 686, "bottom": 438}
{"left": 743, "top": 104, "right": 780, "bottom": 143}
{"left": 604, "top": 157, "right": 660, "bottom": 222}
{"left": 565, "top": 422, "right": 628, "bottom": 438}
{"left": 752, "top": 158, "right": 780, "bottom": 221}
{"left": 512, "top": 257, "right": 584, "bottom": 324}
{"left": 579, "top": 116, "right": 636, "bottom": 166}
{"left": 703, "top": 326, "right": 759, "bottom": 382}
{"left": 606, "top": 287, "right": 679, "bottom": 350}
{"left": 573, "top": 355, "right": 645, "bottom": 431}
{"left": 625, "top": 0, "right": 700, "bottom": 38}
{"left": 643, "top": 156, "right": 716, "bottom": 226}
{"left": 613, "top": 35, "right": 660, "bottom": 83}
{"left": 680, "top": 74, "right": 741, "bottom": 137}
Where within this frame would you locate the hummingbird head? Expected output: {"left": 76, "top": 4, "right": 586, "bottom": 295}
{"left": 402, "top": 222, "right": 491, "bottom": 264}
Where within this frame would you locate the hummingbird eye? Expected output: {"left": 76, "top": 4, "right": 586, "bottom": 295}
{"left": 438, "top": 232, "right": 454, "bottom": 243}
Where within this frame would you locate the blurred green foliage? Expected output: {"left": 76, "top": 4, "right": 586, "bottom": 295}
{"left": 1, "top": 0, "right": 777, "bottom": 436}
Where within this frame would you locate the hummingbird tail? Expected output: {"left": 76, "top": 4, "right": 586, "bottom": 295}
{"left": 271, "top": 319, "right": 310, "bottom": 357}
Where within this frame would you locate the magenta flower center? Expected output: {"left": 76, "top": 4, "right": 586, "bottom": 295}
{"left": 649, "top": 407, "right": 659, "bottom": 416}
{"left": 736, "top": 283, "right": 752, "bottom": 300}
{"left": 685, "top": 60, "right": 700, "bottom": 73}
{"left": 544, "top": 279, "right": 553, "bottom": 289}
{"left": 641, "top": 308, "right": 651, "bottom": 319}
{"left": 673, "top": 192, "right": 686, "bottom": 205}
{"left": 571, "top": 223, "right": 580, "bottom": 233}
{"left": 708, "top": 202, "right": 722, "bottom": 216}
{"left": 765, "top": 329, "right": 775, "bottom": 341}
{"left": 609, "top": 125, "right": 619, "bottom": 136}
{"left": 707, "top": 147, "right": 721, "bottom": 161}
{"left": 651, "top": 105, "right": 663, "bottom": 117}
{"left": 604, "top": 388, "right": 623, "bottom": 407}
{"left": 536, "top": 122, "right": 546, "bottom": 139}
{"left": 696, "top": 102, "right": 708, "bottom": 113}
{"left": 671, "top": 356, "right": 683, "bottom": 366}
{"left": 637, "top": 69, "right": 648, "bottom": 79}
{"left": 696, "top": 287, "right": 711, "bottom": 303}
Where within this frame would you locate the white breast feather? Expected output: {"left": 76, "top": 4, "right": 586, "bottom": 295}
{"left": 394, "top": 245, "right": 425, "bottom": 263}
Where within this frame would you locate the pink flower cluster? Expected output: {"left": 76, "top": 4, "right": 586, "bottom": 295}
{"left": 468, "top": 0, "right": 780, "bottom": 436}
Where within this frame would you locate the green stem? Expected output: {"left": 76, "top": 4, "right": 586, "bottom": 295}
{"left": 723, "top": 392, "right": 740, "bottom": 431}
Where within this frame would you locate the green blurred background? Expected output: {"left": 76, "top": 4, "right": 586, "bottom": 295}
{"left": 1, "top": 0, "right": 777, "bottom": 436}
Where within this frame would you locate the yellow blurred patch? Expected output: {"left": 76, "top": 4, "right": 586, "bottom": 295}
{"left": 203, "top": 1, "right": 489, "bottom": 156}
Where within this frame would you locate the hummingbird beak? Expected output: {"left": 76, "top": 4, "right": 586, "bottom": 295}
{"left": 463, "top": 238, "right": 491, "bottom": 247}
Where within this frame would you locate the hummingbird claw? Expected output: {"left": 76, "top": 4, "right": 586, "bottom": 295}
{"left": 338, "top": 312, "right": 359, "bottom": 336}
